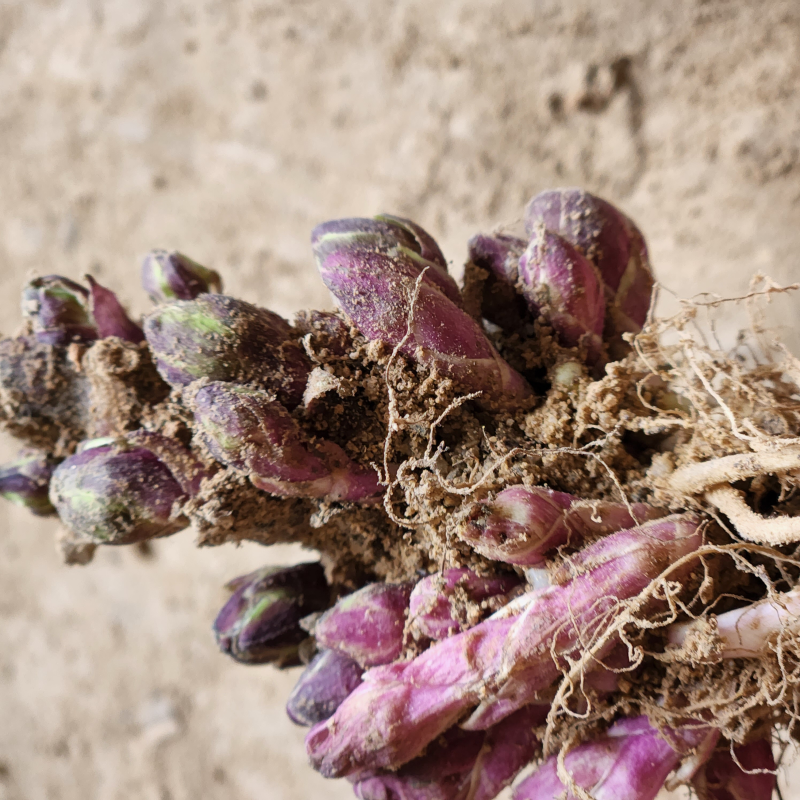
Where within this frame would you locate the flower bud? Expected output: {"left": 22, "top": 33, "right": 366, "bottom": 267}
{"left": 192, "top": 382, "right": 382, "bottom": 502}
{"left": 407, "top": 568, "right": 522, "bottom": 641}
{"left": 0, "top": 449, "right": 58, "bottom": 516}
{"left": 467, "top": 232, "right": 528, "bottom": 332}
{"left": 213, "top": 562, "right": 329, "bottom": 666}
{"left": 48, "top": 431, "right": 207, "bottom": 544}
{"left": 286, "top": 649, "right": 363, "bottom": 726}
{"left": 141, "top": 250, "right": 222, "bottom": 303}
{"left": 513, "top": 716, "right": 718, "bottom": 800}
{"left": 21, "top": 275, "right": 144, "bottom": 346}
{"left": 518, "top": 227, "right": 605, "bottom": 365}
{"left": 21, "top": 276, "right": 96, "bottom": 346}
{"left": 524, "top": 188, "right": 654, "bottom": 356}
{"left": 314, "top": 582, "right": 414, "bottom": 667}
{"left": 460, "top": 486, "right": 665, "bottom": 567}
{"left": 312, "top": 221, "right": 531, "bottom": 406}
{"left": 85, "top": 276, "right": 144, "bottom": 343}
{"left": 312, "top": 216, "right": 461, "bottom": 306}
{"left": 143, "top": 294, "right": 310, "bottom": 407}
{"left": 692, "top": 738, "right": 776, "bottom": 800}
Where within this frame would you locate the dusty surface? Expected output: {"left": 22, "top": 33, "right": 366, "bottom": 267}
{"left": 2, "top": 0, "right": 800, "bottom": 798}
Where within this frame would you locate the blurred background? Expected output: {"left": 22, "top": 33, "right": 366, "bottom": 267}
{"left": 1, "top": 1, "right": 800, "bottom": 798}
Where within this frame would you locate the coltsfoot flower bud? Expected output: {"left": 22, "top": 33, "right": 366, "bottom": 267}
{"left": 407, "top": 568, "right": 522, "bottom": 641}
{"left": 352, "top": 705, "right": 547, "bottom": 800}
{"left": 141, "top": 250, "right": 222, "bottom": 302}
{"left": 467, "top": 232, "right": 528, "bottom": 332}
{"left": 85, "top": 276, "right": 144, "bottom": 343}
{"left": 459, "top": 486, "right": 665, "bottom": 567}
{"left": 314, "top": 582, "right": 414, "bottom": 667}
{"left": 313, "top": 220, "right": 531, "bottom": 406}
{"left": 305, "top": 515, "right": 702, "bottom": 776}
{"left": 524, "top": 188, "right": 654, "bottom": 355}
{"left": 513, "top": 716, "right": 718, "bottom": 800}
{"left": 22, "top": 276, "right": 96, "bottom": 346}
{"left": 313, "top": 216, "right": 461, "bottom": 306}
{"left": 518, "top": 227, "right": 605, "bottom": 364}
{"left": 286, "top": 649, "right": 363, "bottom": 726}
{"left": 691, "top": 738, "right": 776, "bottom": 800}
{"left": 48, "top": 431, "right": 207, "bottom": 544}
{"left": 0, "top": 449, "right": 57, "bottom": 516}
{"left": 193, "top": 382, "right": 382, "bottom": 502}
{"left": 143, "top": 294, "right": 310, "bottom": 407}
{"left": 22, "top": 275, "right": 144, "bottom": 345}
{"left": 214, "top": 562, "right": 329, "bottom": 666}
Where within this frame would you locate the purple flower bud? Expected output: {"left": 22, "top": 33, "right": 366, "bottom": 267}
{"left": 513, "top": 716, "right": 718, "bottom": 800}
{"left": 314, "top": 582, "right": 414, "bottom": 667}
{"left": 460, "top": 486, "right": 665, "bottom": 567}
{"left": 286, "top": 649, "right": 363, "bottom": 726}
{"left": 144, "top": 294, "right": 310, "bottom": 407}
{"left": 313, "top": 222, "right": 531, "bottom": 406}
{"left": 467, "top": 232, "right": 528, "bottom": 332}
{"left": 518, "top": 227, "right": 606, "bottom": 365}
{"left": 407, "top": 568, "right": 522, "bottom": 641}
{"left": 85, "top": 276, "right": 144, "bottom": 343}
{"left": 214, "top": 562, "right": 329, "bottom": 666}
{"left": 21, "top": 276, "right": 96, "bottom": 346}
{"left": 312, "top": 216, "right": 461, "bottom": 306}
{"left": 0, "top": 449, "right": 58, "bottom": 516}
{"left": 141, "top": 249, "right": 222, "bottom": 303}
{"left": 48, "top": 431, "right": 207, "bottom": 544}
{"left": 524, "top": 188, "right": 654, "bottom": 355}
{"left": 692, "top": 739, "right": 776, "bottom": 800}
{"left": 192, "top": 382, "right": 382, "bottom": 502}
{"left": 305, "top": 515, "right": 701, "bottom": 776}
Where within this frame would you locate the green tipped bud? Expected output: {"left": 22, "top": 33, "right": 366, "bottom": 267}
{"left": 49, "top": 431, "right": 208, "bottom": 544}
{"left": 141, "top": 250, "right": 222, "bottom": 303}
{"left": 213, "top": 562, "right": 330, "bottom": 666}
{"left": 22, "top": 276, "right": 96, "bottom": 346}
{"left": 143, "top": 294, "right": 310, "bottom": 407}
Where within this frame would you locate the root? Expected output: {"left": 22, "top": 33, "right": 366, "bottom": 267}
{"left": 667, "top": 448, "right": 800, "bottom": 495}
{"left": 706, "top": 484, "right": 800, "bottom": 546}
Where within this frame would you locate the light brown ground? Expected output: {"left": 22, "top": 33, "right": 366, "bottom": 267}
{"left": 1, "top": 1, "right": 800, "bottom": 798}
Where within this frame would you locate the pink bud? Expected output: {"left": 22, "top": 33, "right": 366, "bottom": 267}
{"left": 514, "top": 716, "right": 718, "bottom": 800}
{"left": 407, "top": 568, "right": 522, "bottom": 641}
{"left": 518, "top": 227, "right": 605, "bottom": 365}
{"left": 315, "top": 582, "right": 414, "bottom": 667}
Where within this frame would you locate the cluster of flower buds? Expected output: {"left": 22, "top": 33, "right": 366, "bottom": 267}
{"left": 305, "top": 514, "right": 701, "bottom": 778}
{"left": 0, "top": 191, "right": 757, "bottom": 800}
{"left": 469, "top": 188, "right": 654, "bottom": 364}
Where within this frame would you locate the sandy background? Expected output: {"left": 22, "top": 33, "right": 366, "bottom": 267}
{"left": 2, "top": 1, "right": 800, "bottom": 798}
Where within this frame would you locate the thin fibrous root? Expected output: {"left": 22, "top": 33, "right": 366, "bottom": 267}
{"left": 667, "top": 448, "right": 800, "bottom": 496}
{"left": 706, "top": 484, "right": 800, "bottom": 545}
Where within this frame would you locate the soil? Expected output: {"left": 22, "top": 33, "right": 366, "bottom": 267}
{"left": 2, "top": 1, "right": 800, "bottom": 799}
